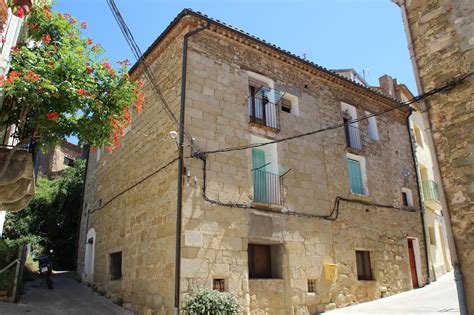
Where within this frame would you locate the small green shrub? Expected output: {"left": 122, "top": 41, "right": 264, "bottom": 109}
{"left": 182, "top": 289, "right": 240, "bottom": 315}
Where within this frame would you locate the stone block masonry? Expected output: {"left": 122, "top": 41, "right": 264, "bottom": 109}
{"left": 78, "top": 11, "right": 428, "bottom": 315}
{"left": 399, "top": 0, "right": 473, "bottom": 312}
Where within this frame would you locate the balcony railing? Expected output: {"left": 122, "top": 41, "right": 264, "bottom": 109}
{"left": 422, "top": 180, "right": 440, "bottom": 203}
{"left": 253, "top": 169, "right": 281, "bottom": 205}
{"left": 344, "top": 124, "right": 363, "bottom": 150}
{"left": 248, "top": 95, "right": 280, "bottom": 131}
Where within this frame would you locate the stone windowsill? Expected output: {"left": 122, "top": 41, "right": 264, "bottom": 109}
{"left": 251, "top": 201, "right": 284, "bottom": 212}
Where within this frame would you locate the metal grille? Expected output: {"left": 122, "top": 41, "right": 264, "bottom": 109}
{"left": 213, "top": 279, "right": 225, "bottom": 292}
{"left": 307, "top": 279, "right": 316, "bottom": 293}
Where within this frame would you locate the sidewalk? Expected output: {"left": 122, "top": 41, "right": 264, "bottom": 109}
{"left": 325, "top": 271, "right": 459, "bottom": 314}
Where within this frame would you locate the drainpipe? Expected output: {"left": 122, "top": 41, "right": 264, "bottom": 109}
{"left": 174, "top": 21, "right": 209, "bottom": 315}
{"left": 74, "top": 144, "right": 90, "bottom": 274}
{"left": 406, "top": 109, "right": 431, "bottom": 286}
{"left": 395, "top": 1, "right": 467, "bottom": 313}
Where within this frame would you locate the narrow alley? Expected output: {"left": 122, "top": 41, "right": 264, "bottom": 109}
{"left": 0, "top": 274, "right": 131, "bottom": 315}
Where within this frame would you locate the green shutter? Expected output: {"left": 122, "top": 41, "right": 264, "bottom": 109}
{"left": 252, "top": 149, "right": 267, "bottom": 202}
{"left": 347, "top": 158, "right": 364, "bottom": 195}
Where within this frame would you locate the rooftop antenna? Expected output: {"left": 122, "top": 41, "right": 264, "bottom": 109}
{"left": 362, "top": 68, "right": 370, "bottom": 82}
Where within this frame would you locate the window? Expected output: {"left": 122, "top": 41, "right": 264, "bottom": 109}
{"left": 251, "top": 136, "right": 281, "bottom": 205}
{"left": 109, "top": 251, "right": 122, "bottom": 280}
{"left": 341, "top": 102, "right": 362, "bottom": 150}
{"left": 356, "top": 251, "right": 373, "bottom": 281}
{"left": 366, "top": 112, "right": 379, "bottom": 141}
{"left": 428, "top": 226, "right": 437, "bottom": 245}
{"left": 347, "top": 158, "right": 365, "bottom": 195}
{"left": 248, "top": 244, "right": 282, "bottom": 279}
{"left": 413, "top": 125, "right": 424, "bottom": 148}
{"left": 402, "top": 192, "right": 409, "bottom": 206}
{"left": 213, "top": 279, "right": 225, "bottom": 292}
{"left": 401, "top": 188, "right": 414, "bottom": 207}
{"left": 63, "top": 156, "right": 75, "bottom": 167}
{"left": 307, "top": 279, "right": 316, "bottom": 293}
{"left": 281, "top": 98, "right": 292, "bottom": 113}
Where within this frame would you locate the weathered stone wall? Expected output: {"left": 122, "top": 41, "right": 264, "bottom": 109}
{"left": 402, "top": 0, "right": 473, "bottom": 311}
{"left": 77, "top": 18, "right": 199, "bottom": 315}
{"left": 180, "top": 24, "right": 426, "bottom": 314}
{"left": 78, "top": 14, "right": 429, "bottom": 314}
{"left": 37, "top": 142, "right": 81, "bottom": 178}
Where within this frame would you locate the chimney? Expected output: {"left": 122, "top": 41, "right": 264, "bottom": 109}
{"left": 379, "top": 75, "right": 401, "bottom": 100}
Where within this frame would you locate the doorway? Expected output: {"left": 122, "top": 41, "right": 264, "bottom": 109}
{"left": 84, "top": 228, "right": 96, "bottom": 283}
{"left": 407, "top": 238, "right": 419, "bottom": 288}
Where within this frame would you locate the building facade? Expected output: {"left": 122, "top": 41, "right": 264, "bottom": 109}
{"left": 78, "top": 10, "right": 427, "bottom": 314}
{"left": 395, "top": 0, "right": 473, "bottom": 312}
{"left": 35, "top": 141, "right": 82, "bottom": 179}
{"left": 377, "top": 75, "right": 453, "bottom": 280}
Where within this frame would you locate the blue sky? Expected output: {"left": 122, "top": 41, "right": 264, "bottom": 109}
{"left": 54, "top": 0, "right": 416, "bottom": 92}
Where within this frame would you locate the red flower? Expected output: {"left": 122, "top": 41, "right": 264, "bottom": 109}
{"left": 117, "top": 59, "right": 130, "bottom": 66}
{"left": 85, "top": 64, "right": 94, "bottom": 74}
{"left": 80, "top": 21, "right": 88, "bottom": 29}
{"left": 87, "top": 38, "right": 93, "bottom": 45}
{"left": 76, "top": 88, "right": 90, "bottom": 96}
{"left": 135, "top": 91, "right": 144, "bottom": 113}
{"left": 9, "top": 71, "right": 21, "bottom": 78}
{"left": 1, "top": 37, "right": 5, "bottom": 44}
{"left": 137, "top": 80, "right": 144, "bottom": 88}
{"left": 102, "top": 62, "right": 111, "bottom": 70}
{"left": 108, "top": 68, "right": 116, "bottom": 77}
{"left": 43, "top": 6, "right": 51, "bottom": 12}
{"left": 42, "top": 34, "right": 51, "bottom": 45}
{"left": 0, "top": 75, "right": 4, "bottom": 87}
{"left": 47, "top": 112, "right": 59, "bottom": 120}
{"left": 16, "top": 7, "right": 25, "bottom": 19}
{"left": 24, "top": 70, "right": 41, "bottom": 82}
{"left": 30, "top": 24, "right": 39, "bottom": 30}
{"left": 44, "top": 10, "right": 52, "bottom": 20}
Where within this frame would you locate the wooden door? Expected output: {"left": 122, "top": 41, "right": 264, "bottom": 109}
{"left": 407, "top": 238, "right": 419, "bottom": 288}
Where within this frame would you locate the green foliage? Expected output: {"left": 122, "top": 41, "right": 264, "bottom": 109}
{"left": 0, "top": 240, "right": 19, "bottom": 295}
{"left": 1, "top": 4, "right": 144, "bottom": 150}
{"left": 182, "top": 289, "right": 241, "bottom": 315}
{"left": 3, "top": 160, "right": 86, "bottom": 270}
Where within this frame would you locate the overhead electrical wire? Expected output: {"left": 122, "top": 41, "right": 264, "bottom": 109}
{"left": 193, "top": 71, "right": 472, "bottom": 157}
{"left": 106, "top": 0, "right": 199, "bottom": 152}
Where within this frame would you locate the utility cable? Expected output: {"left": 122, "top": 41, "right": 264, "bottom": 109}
{"left": 106, "top": 0, "right": 199, "bottom": 152}
{"left": 193, "top": 71, "right": 472, "bottom": 157}
{"left": 87, "top": 156, "right": 179, "bottom": 214}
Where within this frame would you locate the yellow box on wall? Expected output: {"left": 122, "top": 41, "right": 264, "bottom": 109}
{"left": 324, "top": 264, "right": 337, "bottom": 281}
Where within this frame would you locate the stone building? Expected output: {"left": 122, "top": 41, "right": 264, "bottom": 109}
{"left": 77, "top": 10, "right": 428, "bottom": 314}
{"left": 35, "top": 141, "right": 82, "bottom": 179}
{"left": 377, "top": 74, "right": 453, "bottom": 280}
{"left": 394, "top": 0, "right": 473, "bottom": 312}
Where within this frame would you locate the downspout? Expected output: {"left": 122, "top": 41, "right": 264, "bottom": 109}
{"left": 396, "top": 1, "right": 467, "bottom": 313}
{"left": 174, "top": 21, "right": 209, "bottom": 315}
{"left": 406, "top": 109, "right": 431, "bottom": 286}
{"left": 74, "top": 144, "right": 90, "bottom": 274}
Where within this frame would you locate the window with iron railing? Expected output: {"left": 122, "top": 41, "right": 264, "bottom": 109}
{"left": 248, "top": 86, "right": 280, "bottom": 131}
{"left": 252, "top": 148, "right": 281, "bottom": 205}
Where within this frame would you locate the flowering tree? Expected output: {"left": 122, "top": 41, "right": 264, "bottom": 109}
{"left": 0, "top": 4, "right": 144, "bottom": 156}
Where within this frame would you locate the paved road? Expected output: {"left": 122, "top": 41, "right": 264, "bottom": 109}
{"left": 326, "top": 271, "right": 459, "bottom": 314}
{"left": 0, "top": 274, "right": 132, "bottom": 315}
